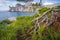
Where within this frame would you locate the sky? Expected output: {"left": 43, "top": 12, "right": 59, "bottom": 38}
{"left": 0, "top": 0, "right": 60, "bottom": 11}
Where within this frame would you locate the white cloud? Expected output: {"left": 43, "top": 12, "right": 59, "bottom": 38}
{"left": 32, "top": 2, "right": 36, "bottom": 4}
{"left": 0, "top": 0, "right": 5, "bottom": 1}
{"left": 0, "top": 0, "right": 26, "bottom": 11}
{"left": 43, "top": 2, "right": 54, "bottom": 5}
{"left": 0, "top": 0, "right": 19, "bottom": 11}
{"left": 0, "top": 6, "right": 9, "bottom": 11}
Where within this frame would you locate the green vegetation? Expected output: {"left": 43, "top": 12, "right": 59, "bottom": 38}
{"left": 33, "top": 7, "right": 50, "bottom": 18}
{"left": 38, "top": 7, "right": 50, "bottom": 15}
{"left": 0, "top": 7, "right": 60, "bottom": 40}
{"left": 0, "top": 16, "right": 34, "bottom": 40}
{"left": 32, "top": 3, "right": 40, "bottom": 6}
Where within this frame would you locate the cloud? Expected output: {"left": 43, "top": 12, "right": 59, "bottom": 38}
{"left": 0, "top": 0, "right": 19, "bottom": 11}
{"left": 0, "top": 0, "right": 26, "bottom": 11}
{"left": 43, "top": 2, "right": 54, "bottom": 5}
{"left": 32, "top": 2, "right": 36, "bottom": 4}
{"left": 0, "top": 6, "right": 9, "bottom": 11}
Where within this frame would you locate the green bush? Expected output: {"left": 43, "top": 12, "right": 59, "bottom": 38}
{"left": 38, "top": 7, "right": 50, "bottom": 15}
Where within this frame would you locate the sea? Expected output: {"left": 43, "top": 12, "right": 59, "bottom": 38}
{"left": 0, "top": 11, "right": 35, "bottom": 20}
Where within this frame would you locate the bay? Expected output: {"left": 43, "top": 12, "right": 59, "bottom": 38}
{"left": 0, "top": 11, "right": 35, "bottom": 20}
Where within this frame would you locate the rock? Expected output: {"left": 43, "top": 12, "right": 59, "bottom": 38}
{"left": 53, "top": 21, "right": 60, "bottom": 31}
{"left": 8, "top": 17, "right": 16, "bottom": 21}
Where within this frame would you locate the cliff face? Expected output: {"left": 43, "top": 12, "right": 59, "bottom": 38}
{"left": 9, "top": 3, "right": 40, "bottom": 12}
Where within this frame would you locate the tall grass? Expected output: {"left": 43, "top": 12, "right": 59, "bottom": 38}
{"left": 0, "top": 7, "right": 60, "bottom": 40}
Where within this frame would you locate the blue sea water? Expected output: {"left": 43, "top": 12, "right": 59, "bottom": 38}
{"left": 0, "top": 11, "right": 35, "bottom": 20}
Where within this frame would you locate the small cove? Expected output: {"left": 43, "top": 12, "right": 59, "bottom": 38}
{"left": 0, "top": 11, "right": 35, "bottom": 20}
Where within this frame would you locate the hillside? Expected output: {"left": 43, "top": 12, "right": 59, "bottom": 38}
{"left": 0, "top": 7, "right": 60, "bottom": 40}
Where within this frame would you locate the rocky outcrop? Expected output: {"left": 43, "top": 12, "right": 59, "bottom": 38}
{"left": 9, "top": 3, "right": 40, "bottom": 12}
